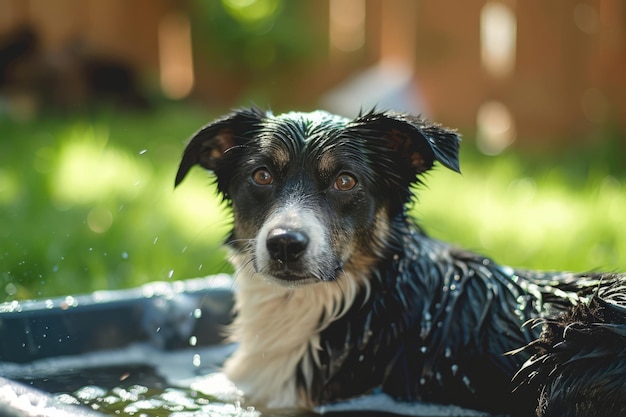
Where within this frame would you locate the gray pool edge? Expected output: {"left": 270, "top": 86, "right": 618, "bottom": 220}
{"left": 0, "top": 274, "right": 235, "bottom": 417}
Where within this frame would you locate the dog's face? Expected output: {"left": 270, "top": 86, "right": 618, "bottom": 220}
{"left": 175, "top": 108, "right": 460, "bottom": 287}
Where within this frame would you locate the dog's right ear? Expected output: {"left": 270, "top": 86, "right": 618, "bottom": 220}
{"left": 175, "top": 108, "right": 266, "bottom": 187}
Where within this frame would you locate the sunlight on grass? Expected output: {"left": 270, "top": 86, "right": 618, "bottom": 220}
{"left": 168, "top": 172, "right": 233, "bottom": 246}
{"left": 50, "top": 123, "right": 152, "bottom": 206}
{"left": 416, "top": 152, "right": 626, "bottom": 272}
{"left": 0, "top": 168, "right": 19, "bottom": 204}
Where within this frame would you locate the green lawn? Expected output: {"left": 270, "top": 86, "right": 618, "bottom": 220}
{"left": 1, "top": 106, "right": 624, "bottom": 302}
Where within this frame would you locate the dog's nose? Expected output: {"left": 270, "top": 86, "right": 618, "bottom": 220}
{"left": 266, "top": 228, "right": 309, "bottom": 263}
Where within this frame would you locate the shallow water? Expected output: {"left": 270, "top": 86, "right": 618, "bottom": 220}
{"left": 1, "top": 344, "right": 322, "bottom": 417}
{"left": 55, "top": 382, "right": 260, "bottom": 417}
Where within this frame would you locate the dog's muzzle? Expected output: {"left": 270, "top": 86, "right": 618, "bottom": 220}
{"left": 253, "top": 205, "right": 340, "bottom": 285}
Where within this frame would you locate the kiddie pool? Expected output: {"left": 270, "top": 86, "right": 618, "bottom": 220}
{"left": 0, "top": 275, "right": 496, "bottom": 417}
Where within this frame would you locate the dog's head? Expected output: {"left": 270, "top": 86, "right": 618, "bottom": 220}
{"left": 175, "top": 108, "right": 460, "bottom": 287}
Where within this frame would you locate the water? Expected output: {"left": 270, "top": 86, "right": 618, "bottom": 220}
{"left": 41, "top": 372, "right": 259, "bottom": 417}
{"left": 23, "top": 366, "right": 242, "bottom": 417}
{"left": 0, "top": 344, "right": 324, "bottom": 417}
{"left": 1, "top": 344, "right": 259, "bottom": 417}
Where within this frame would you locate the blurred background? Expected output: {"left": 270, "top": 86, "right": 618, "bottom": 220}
{"left": 0, "top": 0, "right": 625, "bottom": 302}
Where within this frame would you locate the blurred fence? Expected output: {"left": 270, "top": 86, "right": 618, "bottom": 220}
{"left": 1, "top": 0, "right": 624, "bottom": 149}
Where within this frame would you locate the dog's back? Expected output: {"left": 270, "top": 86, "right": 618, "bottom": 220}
{"left": 311, "top": 223, "right": 624, "bottom": 415}
{"left": 514, "top": 280, "right": 626, "bottom": 416}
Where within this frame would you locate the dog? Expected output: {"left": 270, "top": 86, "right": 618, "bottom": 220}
{"left": 175, "top": 107, "right": 626, "bottom": 416}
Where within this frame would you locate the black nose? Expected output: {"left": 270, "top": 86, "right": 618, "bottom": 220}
{"left": 266, "top": 228, "right": 309, "bottom": 263}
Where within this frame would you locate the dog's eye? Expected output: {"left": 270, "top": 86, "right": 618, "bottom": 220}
{"left": 334, "top": 173, "right": 357, "bottom": 191}
{"left": 252, "top": 168, "right": 273, "bottom": 185}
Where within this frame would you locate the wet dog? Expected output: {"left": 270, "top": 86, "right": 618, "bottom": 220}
{"left": 175, "top": 108, "right": 626, "bottom": 416}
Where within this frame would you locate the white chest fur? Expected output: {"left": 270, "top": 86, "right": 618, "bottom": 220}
{"left": 223, "top": 258, "right": 369, "bottom": 409}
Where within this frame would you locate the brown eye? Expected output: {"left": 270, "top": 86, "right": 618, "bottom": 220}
{"left": 334, "top": 173, "right": 357, "bottom": 191}
{"left": 252, "top": 168, "right": 273, "bottom": 185}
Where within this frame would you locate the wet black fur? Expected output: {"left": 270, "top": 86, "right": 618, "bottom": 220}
{"left": 176, "top": 107, "right": 626, "bottom": 416}
{"left": 513, "top": 283, "right": 626, "bottom": 416}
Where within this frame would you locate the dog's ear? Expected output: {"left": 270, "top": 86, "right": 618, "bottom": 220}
{"left": 175, "top": 108, "right": 266, "bottom": 187}
{"left": 353, "top": 110, "right": 461, "bottom": 176}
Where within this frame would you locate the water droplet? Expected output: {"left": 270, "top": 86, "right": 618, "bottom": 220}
{"left": 153, "top": 237, "right": 159, "bottom": 245}
{"left": 75, "top": 386, "right": 108, "bottom": 402}
{"left": 451, "top": 364, "right": 459, "bottom": 376}
{"left": 168, "top": 270, "right": 174, "bottom": 279}
{"left": 121, "top": 252, "right": 129, "bottom": 260}
{"left": 419, "top": 377, "right": 426, "bottom": 385}
{"left": 358, "top": 355, "right": 364, "bottom": 362}
{"left": 52, "top": 265, "right": 59, "bottom": 273}
{"left": 420, "top": 346, "right": 427, "bottom": 354}
{"left": 45, "top": 300, "right": 54, "bottom": 309}
{"left": 5, "top": 283, "right": 17, "bottom": 296}
{"left": 139, "top": 149, "right": 147, "bottom": 155}
{"left": 61, "top": 296, "right": 77, "bottom": 310}
{"left": 189, "top": 336, "right": 197, "bottom": 346}
{"left": 56, "top": 393, "right": 80, "bottom": 405}
{"left": 193, "top": 308, "right": 202, "bottom": 319}
{"left": 192, "top": 354, "right": 201, "bottom": 367}
{"left": 445, "top": 347, "right": 452, "bottom": 358}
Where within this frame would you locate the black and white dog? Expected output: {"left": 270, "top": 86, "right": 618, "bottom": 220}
{"left": 175, "top": 108, "right": 626, "bottom": 416}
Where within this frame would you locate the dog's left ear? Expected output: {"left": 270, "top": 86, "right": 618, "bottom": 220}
{"left": 354, "top": 110, "right": 461, "bottom": 176}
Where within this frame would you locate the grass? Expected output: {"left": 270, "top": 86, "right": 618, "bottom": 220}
{"left": 415, "top": 147, "right": 626, "bottom": 272}
{"left": 1, "top": 105, "right": 624, "bottom": 303}
{"left": 0, "top": 106, "right": 232, "bottom": 302}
